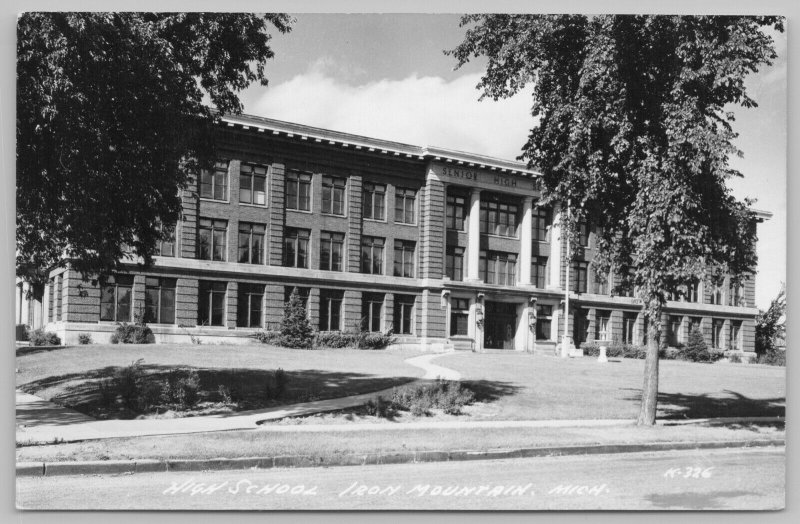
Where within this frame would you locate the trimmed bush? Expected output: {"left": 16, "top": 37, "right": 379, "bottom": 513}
{"left": 160, "top": 368, "right": 201, "bottom": 408}
{"left": 251, "top": 329, "right": 284, "bottom": 345}
{"left": 758, "top": 349, "right": 786, "bottom": 367}
{"left": 390, "top": 379, "right": 475, "bottom": 417}
{"left": 313, "top": 330, "right": 395, "bottom": 349}
{"left": 281, "top": 288, "right": 314, "bottom": 348}
{"left": 29, "top": 328, "right": 61, "bottom": 346}
{"left": 677, "top": 327, "right": 724, "bottom": 363}
{"left": 78, "top": 333, "right": 92, "bottom": 345}
{"left": 110, "top": 322, "right": 153, "bottom": 344}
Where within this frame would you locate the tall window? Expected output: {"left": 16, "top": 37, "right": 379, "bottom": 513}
{"left": 622, "top": 313, "right": 637, "bottom": 344}
{"left": 238, "top": 223, "right": 265, "bottom": 264}
{"left": 712, "top": 318, "right": 725, "bottom": 349}
{"left": 446, "top": 194, "right": 466, "bottom": 230}
{"left": 668, "top": 315, "right": 682, "bottom": 346}
{"left": 198, "top": 281, "right": 226, "bottom": 326}
{"left": 730, "top": 321, "right": 742, "bottom": 350}
{"left": 361, "top": 236, "right": 384, "bottom": 275}
{"left": 320, "top": 231, "right": 344, "bottom": 271}
{"left": 532, "top": 206, "right": 551, "bottom": 242}
{"left": 574, "top": 308, "right": 589, "bottom": 344}
{"left": 480, "top": 251, "right": 517, "bottom": 286}
{"left": 531, "top": 256, "right": 547, "bottom": 288}
{"left": 237, "top": 283, "right": 264, "bottom": 328}
{"left": 729, "top": 283, "right": 746, "bottom": 306}
{"left": 283, "top": 228, "right": 310, "bottom": 268}
{"left": 536, "top": 304, "right": 552, "bottom": 340}
{"left": 363, "top": 182, "right": 386, "bottom": 220}
{"left": 710, "top": 283, "right": 724, "bottom": 305}
{"left": 593, "top": 269, "right": 609, "bottom": 295}
{"left": 322, "top": 176, "right": 346, "bottom": 215}
{"left": 362, "top": 293, "right": 384, "bottom": 332}
{"left": 144, "top": 277, "right": 176, "bottom": 324}
{"left": 686, "top": 281, "right": 700, "bottom": 303}
{"left": 55, "top": 274, "right": 63, "bottom": 321}
{"left": 689, "top": 316, "right": 702, "bottom": 335}
{"left": 100, "top": 275, "right": 133, "bottom": 322}
{"left": 480, "top": 196, "right": 519, "bottom": 237}
{"left": 239, "top": 163, "right": 267, "bottom": 205}
{"left": 573, "top": 261, "right": 588, "bottom": 293}
{"left": 394, "top": 295, "right": 415, "bottom": 335}
{"left": 198, "top": 218, "right": 227, "bottom": 261}
{"left": 596, "top": 311, "right": 611, "bottom": 341}
{"left": 446, "top": 246, "right": 464, "bottom": 281}
{"left": 155, "top": 222, "right": 176, "bottom": 257}
{"left": 200, "top": 161, "right": 228, "bottom": 201}
{"left": 394, "top": 240, "right": 416, "bottom": 278}
{"left": 394, "top": 188, "right": 416, "bottom": 224}
{"left": 319, "top": 289, "right": 343, "bottom": 331}
{"left": 450, "top": 298, "right": 470, "bottom": 336}
{"left": 286, "top": 171, "right": 312, "bottom": 211}
{"left": 577, "top": 219, "right": 589, "bottom": 247}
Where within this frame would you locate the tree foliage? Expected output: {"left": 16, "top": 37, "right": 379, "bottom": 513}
{"left": 449, "top": 15, "right": 782, "bottom": 423}
{"left": 17, "top": 12, "right": 293, "bottom": 285}
{"left": 281, "top": 288, "right": 314, "bottom": 349}
{"left": 755, "top": 284, "right": 786, "bottom": 354}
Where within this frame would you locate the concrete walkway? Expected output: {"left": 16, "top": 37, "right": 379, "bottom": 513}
{"left": 16, "top": 352, "right": 463, "bottom": 443}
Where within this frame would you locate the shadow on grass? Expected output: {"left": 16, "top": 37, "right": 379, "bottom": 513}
{"left": 18, "top": 364, "right": 422, "bottom": 421}
{"left": 621, "top": 388, "right": 785, "bottom": 419}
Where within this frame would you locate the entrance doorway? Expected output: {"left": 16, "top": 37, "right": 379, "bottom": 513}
{"left": 484, "top": 301, "right": 517, "bottom": 349}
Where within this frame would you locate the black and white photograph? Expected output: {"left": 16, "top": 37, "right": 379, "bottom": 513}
{"left": 11, "top": 3, "right": 788, "bottom": 512}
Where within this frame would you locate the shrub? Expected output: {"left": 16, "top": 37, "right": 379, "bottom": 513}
{"left": 758, "top": 349, "right": 786, "bottom": 367}
{"left": 251, "top": 329, "right": 284, "bottom": 345}
{"left": 359, "top": 330, "right": 395, "bottom": 350}
{"left": 390, "top": 380, "right": 475, "bottom": 417}
{"left": 29, "top": 328, "right": 61, "bottom": 346}
{"left": 16, "top": 324, "right": 30, "bottom": 341}
{"left": 113, "top": 359, "right": 145, "bottom": 410}
{"left": 78, "top": 333, "right": 92, "bottom": 345}
{"left": 217, "top": 385, "right": 233, "bottom": 404}
{"left": 160, "top": 369, "right": 201, "bottom": 408}
{"left": 281, "top": 288, "right": 314, "bottom": 348}
{"left": 314, "top": 330, "right": 359, "bottom": 348}
{"left": 678, "top": 327, "right": 723, "bottom": 363}
{"left": 365, "top": 396, "right": 395, "bottom": 418}
{"left": 111, "top": 322, "right": 153, "bottom": 344}
{"left": 728, "top": 352, "right": 742, "bottom": 364}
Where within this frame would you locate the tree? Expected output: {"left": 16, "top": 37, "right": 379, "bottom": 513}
{"left": 17, "top": 12, "right": 293, "bottom": 285}
{"left": 449, "top": 15, "right": 782, "bottom": 424}
{"left": 756, "top": 284, "right": 786, "bottom": 355}
{"left": 281, "top": 288, "right": 314, "bottom": 349}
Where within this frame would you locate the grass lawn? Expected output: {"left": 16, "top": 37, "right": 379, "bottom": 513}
{"left": 16, "top": 344, "right": 424, "bottom": 419}
{"left": 435, "top": 353, "right": 785, "bottom": 421}
{"left": 16, "top": 421, "right": 783, "bottom": 463}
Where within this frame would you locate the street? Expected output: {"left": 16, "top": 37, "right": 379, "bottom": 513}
{"left": 17, "top": 446, "right": 784, "bottom": 510}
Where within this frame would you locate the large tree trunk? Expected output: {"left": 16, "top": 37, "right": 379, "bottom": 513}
{"left": 637, "top": 308, "right": 662, "bottom": 425}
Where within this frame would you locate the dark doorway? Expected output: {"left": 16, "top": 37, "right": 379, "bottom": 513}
{"left": 484, "top": 301, "right": 517, "bottom": 349}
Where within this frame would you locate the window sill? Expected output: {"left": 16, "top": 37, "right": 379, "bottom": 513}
{"left": 395, "top": 221, "right": 417, "bottom": 227}
{"left": 239, "top": 202, "right": 268, "bottom": 209}
{"left": 321, "top": 212, "right": 347, "bottom": 218}
{"left": 363, "top": 217, "right": 388, "bottom": 224}
{"left": 286, "top": 208, "right": 313, "bottom": 214}
{"left": 199, "top": 197, "right": 230, "bottom": 204}
{"left": 481, "top": 233, "right": 521, "bottom": 241}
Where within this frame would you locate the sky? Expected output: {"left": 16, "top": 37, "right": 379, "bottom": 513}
{"left": 238, "top": 14, "right": 787, "bottom": 309}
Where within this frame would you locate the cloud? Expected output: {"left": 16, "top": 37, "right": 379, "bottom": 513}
{"left": 249, "top": 69, "right": 536, "bottom": 161}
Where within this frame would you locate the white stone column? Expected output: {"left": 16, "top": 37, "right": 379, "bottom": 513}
{"left": 549, "top": 203, "right": 563, "bottom": 289}
{"left": 519, "top": 196, "right": 533, "bottom": 286}
{"left": 466, "top": 188, "right": 482, "bottom": 281}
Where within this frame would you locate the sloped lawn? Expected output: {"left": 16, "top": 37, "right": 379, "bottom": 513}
{"left": 16, "top": 344, "right": 424, "bottom": 420}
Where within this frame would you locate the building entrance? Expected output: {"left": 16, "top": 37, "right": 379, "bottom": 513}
{"left": 484, "top": 301, "right": 517, "bottom": 349}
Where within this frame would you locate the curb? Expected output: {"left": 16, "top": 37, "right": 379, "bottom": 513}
{"left": 16, "top": 438, "right": 785, "bottom": 478}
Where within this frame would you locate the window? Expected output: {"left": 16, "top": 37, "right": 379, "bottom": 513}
{"left": 155, "top": 222, "right": 176, "bottom": 257}
{"left": 362, "top": 293, "right": 384, "bottom": 332}
{"left": 450, "top": 298, "right": 470, "bottom": 336}
{"left": 239, "top": 163, "right": 267, "bottom": 205}
{"left": 573, "top": 261, "right": 588, "bottom": 293}
{"left": 596, "top": 311, "right": 611, "bottom": 341}
{"left": 394, "top": 295, "right": 415, "bottom": 335}
{"left": 593, "top": 269, "right": 609, "bottom": 295}
{"left": 686, "top": 281, "right": 700, "bottom": 303}
{"left": 536, "top": 304, "right": 552, "bottom": 340}
{"left": 712, "top": 319, "right": 725, "bottom": 349}
{"left": 730, "top": 321, "right": 742, "bottom": 350}
{"left": 319, "top": 289, "right": 343, "bottom": 331}
{"left": 100, "top": 275, "right": 133, "bottom": 322}
{"left": 361, "top": 236, "right": 384, "bottom": 275}
{"left": 710, "top": 283, "right": 724, "bottom": 305}
{"left": 238, "top": 223, "right": 265, "bottom": 264}
{"left": 395, "top": 188, "right": 416, "bottom": 224}
{"left": 237, "top": 283, "right": 264, "bottom": 328}
{"left": 445, "top": 246, "right": 464, "bottom": 281}
{"left": 622, "top": 313, "right": 637, "bottom": 344}
{"left": 480, "top": 251, "right": 517, "bottom": 286}
{"left": 144, "top": 277, "right": 176, "bottom": 324}
{"left": 480, "top": 196, "right": 519, "bottom": 237}
{"left": 729, "top": 283, "right": 746, "bottom": 306}
{"left": 198, "top": 218, "right": 227, "bottom": 261}
{"left": 320, "top": 232, "right": 344, "bottom": 271}
{"left": 283, "top": 228, "right": 310, "bottom": 268}
{"left": 574, "top": 308, "right": 589, "bottom": 344}
{"left": 578, "top": 220, "right": 589, "bottom": 247}
{"left": 322, "top": 176, "right": 346, "bottom": 215}
{"left": 55, "top": 274, "right": 63, "bottom": 321}
{"left": 668, "top": 315, "right": 682, "bottom": 346}
{"left": 200, "top": 161, "right": 228, "bottom": 201}
{"left": 531, "top": 256, "right": 547, "bottom": 288}
{"left": 363, "top": 182, "right": 386, "bottom": 220}
{"left": 532, "top": 206, "right": 551, "bottom": 242}
{"left": 689, "top": 316, "right": 702, "bottom": 335}
{"left": 394, "top": 240, "right": 416, "bottom": 278}
{"left": 286, "top": 171, "right": 312, "bottom": 211}
{"left": 446, "top": 194, "right": 466, "bottom": 230}
{"left": 198, "top": 281, "right": 226, "bottom": 327}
